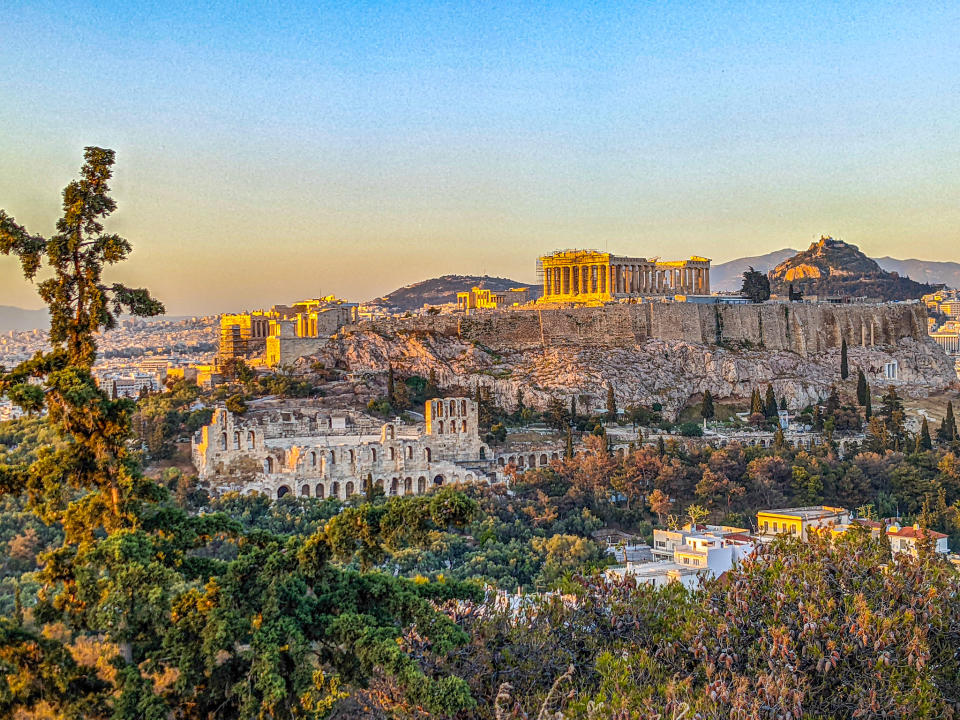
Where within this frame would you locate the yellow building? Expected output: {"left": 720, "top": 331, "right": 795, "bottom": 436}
{"left": 538, "top": 249, "right": 711, "bottom": 303}
{"left": 756, "top": 506, "right": 850, "bottom": 541}
{"left": 456, "top": 286, "right": 530, "bottom": 313}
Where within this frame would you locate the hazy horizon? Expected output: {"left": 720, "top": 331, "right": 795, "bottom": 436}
{"left": 3, "top": 1, "right": 959, "bottom": 315}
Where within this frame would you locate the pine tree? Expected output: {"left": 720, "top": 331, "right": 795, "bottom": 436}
{"left": 700, "top": 390, "right": 715, "bottom": 420}
{"left": 856, "top": 369, "right": 868, "bottom": 406}
{"left": 840, "top": 339, "right": 849, "bottom": 380}
{"left": 764, "top": 384, "right": 778, "bottom": 418}
{"left": 606, "top": 382, "right": 617, "bottom": 421}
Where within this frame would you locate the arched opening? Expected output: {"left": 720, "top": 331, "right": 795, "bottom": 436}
{"left": 461, "top": 420, "right": 467, "bottom": 432}
{"left": 247, "top": 430, "right": 256, "bottom": 449}
{"left": 417, "top": 476, "right": 426, "bottom": 493}
{"left": 497, "top": 456, "right": 504, "bottom": 466}
{"left": 390, "top": 478, "right": 398, "bottom": 495}
{"left": 406, "top": 446, "right": 413, "bottom": 459}
{"left": 331, "top": 481, "right": 340, "bottom": 499}
{"left": 437, "top": 402, "right": 444, "bottom": 417}
{"left": 300, "top": 484, "right": 310, "bottom": 497}
{"left": 265, "top": 457, "right": 274, "bottom": 474}
{"left": 404, "top": 477, "right": 412, "bottom": 494}
{"left": 479, "top": 447, "right": 486, "bottom": 459}
{"left": 433, "top": 475, "right": 444, "bottom": 486}
{"left": 386, "top": 425, "right": 395, "bottom": 440}
{"left": 517, "top": 456, "right": 525, "bottom": 468}
{"left": 528, "top": 454, "right": 535, "bottom": 467}
{"left": 438, "top": 420, "right": 444, "bottom": 434}
{"left": 449, "top": 400, "right": 456, "bottom": 415}
{"left": 345, "top": 481, "right": 355, "bottom": 497}
{"left": 460, "top": 399, "right": 467, "bottom": 415}
{"left": 376, "top": 478, "right": 384, "bottom": 490}
{"left": 349, "top": 449, "right": 355, "bottom": 464}
{"left": 371, "top": 448, "right": 377, "bottom": 462}
{"left": 233, "top": 431, "right": 241, "bottom": 450}
{"left": 329, "top": 450, "right": 336, "bottom": 465}
{"left": 465, "top": 473, "right": 474, "bottom": 482}
{"left": 551, "top": 452, "right": 559, "bottom": 461}
{"left": 388, "top": 447, "right": 395, "bottom": 460}
{"left": 277, "top": 485, "right": 291, "bottom": 499}
{"left": 310, "top": 451, "right": 317, "bottom": 467}
{"left": 424, "top": 447, "right": 432, "bottom": 462}
{"left": 220, "top": 433, "right": 228, "bottom": 451}
{"left": 315, "top": 484, "right": 324, "bottom": 498}
{"left": 540, "top": 454, "right": 548, "bottom": 466}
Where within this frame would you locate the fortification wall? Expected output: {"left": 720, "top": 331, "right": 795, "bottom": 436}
{"left": 438, "top": 301, "right": 932, "bottom": 355}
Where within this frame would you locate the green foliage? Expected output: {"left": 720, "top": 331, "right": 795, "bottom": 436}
{"left": 699, "top": 390, "right": 714, "bottom": 420}
{"left": 741, "top": 266, "right": 771, "bottom": 303}
{"left": 840, "top": 337, "right": 849, "bottom": 379}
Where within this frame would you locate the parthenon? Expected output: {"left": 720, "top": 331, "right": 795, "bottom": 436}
{"left": 539, "top": 250, "right": 710, "bottom": 302}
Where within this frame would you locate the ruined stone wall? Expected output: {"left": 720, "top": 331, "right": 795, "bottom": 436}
{"left": 437, "top": 302, "right": 934, "bottom": 355}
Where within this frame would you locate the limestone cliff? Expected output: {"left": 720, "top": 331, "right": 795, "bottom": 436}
{"left": 303, "top": 302, "right": 954, "bottom": 419}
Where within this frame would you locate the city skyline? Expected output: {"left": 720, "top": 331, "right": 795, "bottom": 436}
{"left": 3, "top": 1, "right": 959, "bottom": 315}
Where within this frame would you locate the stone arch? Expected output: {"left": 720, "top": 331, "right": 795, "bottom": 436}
{"left": 310, "top": 451, "right": 317, "bottom": 467}
{"left": 449, "top": 399, "right": 456, "bottom": 415}
{"left": 404, "top": 477, "right": 412, "bottom": 494}
{"left": 438, "top": 420, "right": 444, "bottom": 434}
{"left": 300, "top": 484, "right": 310, "bottom": 497}
{"left": 247, "top": 430, "right": 256, "bottom": 449}
{"left": 390, "top": 478, "right": 398, "bottom": 495}
{"left": 376, "top": 477, "right": 384, "bottom": 489}
{"left": 371, "top": 448, "right": 377, "bottom": 462}
{"left": 386, "top": 425, "right": 395, "bottom": 440}
{"left": 265, "top": 457, "right": 274, "bottom": 474}
{"left": 389, "top": 447, "right": 396, "bottom": 460}
{"left": 345, "top": 481, "right": 355, "bottom": 497}
{"left": 437, "top": 402, "right": 444, "bottom": 417}
{"left": 551, "top": 452, "right": 559, "bottom": 461}
{"left": 277, "top": 485, "right": 291, "bottom": 499}
{"left": 465, "top": 473, "right": 474, "bottom": 482}
{"left": 315, "top": 483, "right": 324, "bottom": 498}
{"left": 329, "top": 450, "right": 336, "bottom": 465}
{"left": 480, "top": 447, "right": 486, "bottom": 459}
{"left": 424, "top": 447, "right": 432, "bottom": 462}
{"left": 540, "top": 454, "right": 548, "bottom": 466}
{"left": 460, "top": 399, "right": 467, "bottom": 415}
{"left": 348, "top": 449, "right": 355, "bottom": 464}
{"left": 508, "top": 456, "right": 515, "bottom": 465}
{"left": 406, "top": 446, "right": 413, "bottom": 459}
{"left": 517, "top": 456, "right": 525, "bottom": 468}
{"left": 233, "top": 431, "right": 241, "bottom": 450}
{"left": 461, "top": 420, "right": 467, "bottom": 433}
{"left": 220, "top": 433, "right": 228, "bottom": 451}
{"left": 497, "top": 456, "right": 505, "bottom": 466}
{"left": 433, "top": 475, "right": 444, "bottom": 486}
{"left": 331, "top": 481, "right": 340, "bottom": 499}
{"left": 528, "top": 454, "right": 535, "bottom": 467}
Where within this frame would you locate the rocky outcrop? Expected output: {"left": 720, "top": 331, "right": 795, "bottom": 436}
{"left": 304, "top": 302, "right": 954, "bottom": 419}
{"left": 769, "top": 237, "right": 935, "bottom": 300}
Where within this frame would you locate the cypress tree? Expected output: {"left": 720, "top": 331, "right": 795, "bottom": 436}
{"left": 938, "top": 401, "right": 958, "bottom": 443}
{"left": 864, "top": 391, "right": 872, "bottom": 420}
{"left": 856, "top": 369, "right": 868, "bottom": 406}
{"left": 657, "top": 435, "right": 666, "bottom": 457}
{"left": 779, "top": 396, "right": 787, "bottom": 411}
{"left": 565, "top": 425, "right": 574, "bottom": 459}
{"left": 700, "top": 390, "right": 715, "bottom": 420}
{"left": 606, "top": 382, "right": 616, "bottom": 421}
{"left": 570, "top": 395, "right": 577, "bottom": 424}
{"left": 750, "top": 388, "right": 764, "bottom": 415}
{"left": 764, "top": 384, "right": 778, "bottom": 418}
{"left": 387, "top": 364, "right": 395, "bottom": 403}
{"left": 919, "top": 417, "right": 933, "bottom": 451}
{"left": 840, "top": 338, "right": 849, "bottom": 379}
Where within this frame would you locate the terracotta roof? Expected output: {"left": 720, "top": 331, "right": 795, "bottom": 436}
{"left": 724, "top": 534, "right": 754, "bottom": 543}
{"left": 854, "top": 519, "right": 884, "bottom": 529}
{"left": 888, "top": 526, "right": 947, "bottom": 540}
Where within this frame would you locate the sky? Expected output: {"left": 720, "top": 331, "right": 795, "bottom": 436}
{"left": 2, "top": 1, "right": 959, "bottom": 315}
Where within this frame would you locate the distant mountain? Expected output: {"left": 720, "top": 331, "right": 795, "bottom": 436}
{"left": 769, "top": 237, "right": 936, "bottom": 301}
{"left": 874, "top": 257, "right": 960, "bottom": 290}
{"left": 711, "top": 249, "right": 798, "bottom": 291}
{"left": 367, "top": 275, "right": 538, "bottom": 312}
{"left": 0, "top": 306, "right": 49, "bottom": 333}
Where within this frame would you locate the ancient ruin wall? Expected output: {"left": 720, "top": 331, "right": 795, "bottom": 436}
{"left": 443, "top": 302, "right": 933, "bottom": 354}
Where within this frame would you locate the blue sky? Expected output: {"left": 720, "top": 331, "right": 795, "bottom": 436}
{"left": 2, "top": 1, "right": 959, "bottom": 313}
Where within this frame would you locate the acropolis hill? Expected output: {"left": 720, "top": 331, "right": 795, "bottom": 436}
{"left": 304, "top": 301, "right": 954, "bottom": 418}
